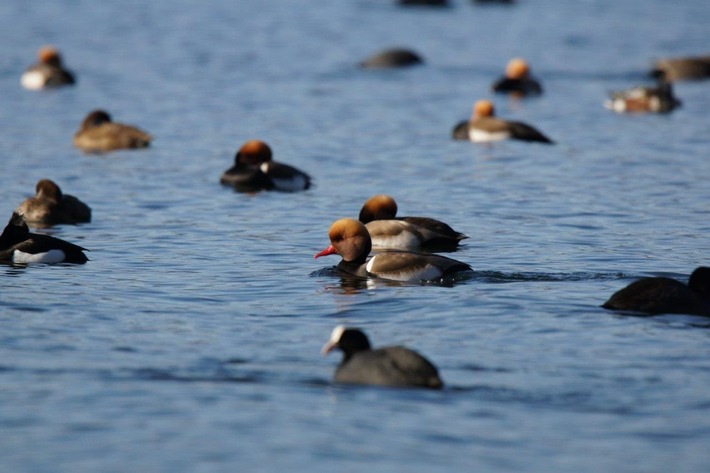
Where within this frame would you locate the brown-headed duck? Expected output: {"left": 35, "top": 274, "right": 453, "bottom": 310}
{"left": 491, "top": 58, "right": 543, "bottom": 97}
{"left": 220, "top": 140, "right": 311, "bottom": 192}
{"left": 16, "top": 179, "right": 91, "bottom": 227}
{"left": 21, "top": 45, "right": 75, "bottom": 90}
{"left": 453, "top": 100, "right": 554, "bottom": 144}
{"left": 73, "top": 110, "right": 152, "bottom": 153}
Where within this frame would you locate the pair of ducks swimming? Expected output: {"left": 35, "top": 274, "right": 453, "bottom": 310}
{"left": 490, "top": 56, "right": 682, "bottom": 114}
{"left": 453, "top": 58, "right": 553, "bottom": 144}
{"left": 20, "top": 47, "right": 152, "bottom": 153}
{"left": 0, "top": 179, "right": 92, "bottom": 264}
{"left": 608, "top": 53, "right": 710, "bottom": 113}
{"left": 20, "top": 47, "right": 152, "bottom": 152}
{"left": 70, "top": 111, "right": 310, "bottom": 192}
{"left": 315, "top": 194, "right": 471, "bottom": 283}
{"left": 71, "top": 113, "right": 310, "bottom": 192}
{"left": 72, "top": 118, "right": 311, "bottom": 193}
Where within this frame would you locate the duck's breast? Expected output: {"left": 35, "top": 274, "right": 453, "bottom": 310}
{"left": 20, "top": 69, "right": 47, "bottom": 90}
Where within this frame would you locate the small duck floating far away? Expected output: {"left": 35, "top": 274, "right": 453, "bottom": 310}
{"left": 358, "top": 194, "right": 467, "bottom": 251}
{"left": 220, "top": 140, "right": 311, "bottom": 192}
{"left": 397, "top": 0, "right": 449, "bottom": 7}
{"left": 360, "top": 48, "right": 424, "bottom": 69}
{"left": 604, "top": 80, "right": 681, "bottom": 114}
{"left": 452, "top": 99, "right": 554, "bottom": 144}
{"left": 314, "top": 218, "right": 471, "bottom": 283}
{"left": 651, "top": 55, "right": 710, "bottom": 82}
{"left": 73, "top": 110, "right": 152, "bottom": 153}
{"left": 16, "top": 179, "right": 91, "bottom": 227}
{"left": 491, "top": 58, "right": 543, "bottom": 97}
{"left": 21, "top": 45, "right": 75, "bottom": 90}
{"left": 0, "top": 212, "right": 88, "bottom": 264}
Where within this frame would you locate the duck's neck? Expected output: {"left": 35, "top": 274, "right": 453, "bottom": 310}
{"left": 338, "top": 260, "right": 368, "bottom": 277}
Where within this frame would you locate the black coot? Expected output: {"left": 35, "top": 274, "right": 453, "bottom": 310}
{"left": 602, "top": 267, "right": 710, "bottom": 316}
{"left": 322, "top": 326, "right": 443, "bottom": 389}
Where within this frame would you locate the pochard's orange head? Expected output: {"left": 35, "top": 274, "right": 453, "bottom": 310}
{"left": 472, "top": 100, "right": 495, "bottom": 119}
{"left": 505, "top": 58, "right": 530, "bottom": 79}
{"left": 38, "top": 45, "right": 62, "bottom": 66}
{"left": 359, "top": 194, "right": 398, "bottom": 223}
{"left": 236, "top": 140, "right": 273, "bottom": 165}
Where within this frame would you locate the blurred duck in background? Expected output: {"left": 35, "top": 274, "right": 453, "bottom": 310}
{"left": 73, "top": 110, "right": 152, "bottom": 153}
{"left": 21, "top": 45, "right": 75, "bottom": 90}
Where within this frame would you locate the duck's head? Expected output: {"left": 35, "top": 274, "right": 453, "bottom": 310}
{"left": 505, "top": 58, "right": 530, "bottom": 79}
{"left": 321, "top": 325, "right": 372, "bottom": 361}
{"left": 358, "top": 194, "right": 398, "bottom": 223}
{"left": 235, "top": 140, "right": 273, "bottom": 166}
{"left": 472, "top": 99, "right": 495, "bottom": 119}
{"left": 314, "top": 218, "right": 372, "bottom": 263}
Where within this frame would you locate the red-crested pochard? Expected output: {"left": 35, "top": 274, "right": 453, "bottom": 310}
{"left": 453, "top": 100, "right": 554, "bottom": 144}
{"left": 491, "top": 58, "right": 543, "bottom": 97}
{"left": 221, "top": 140, "right": 311, "bottom": 192}
{"left": 358, "top": 194, "right": 467, "bottom": 250}
{"left": 314, "top": 218, "right": 471, "bottom": 282}
{"left": 21, "top": 45, "right": 75, "bottom": 90}
{"left": 322, "top": 326, "right": 443, "bottom": 389}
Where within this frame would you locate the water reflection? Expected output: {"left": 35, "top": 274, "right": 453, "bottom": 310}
{"left": 312, "top": 266, "right": 475, "bottom": 293}
{"left": 0, "top": 264, "right": 29, "bottom": 275}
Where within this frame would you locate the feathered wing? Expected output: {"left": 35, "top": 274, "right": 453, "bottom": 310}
{"left": 367, "top": 251, "right": 471, "bottom": 281}
{"left": 507, "top": 121, "right": 554, "bottom": 144}
{"left": 401, "top": 216, "right": 467, "bottom": 241}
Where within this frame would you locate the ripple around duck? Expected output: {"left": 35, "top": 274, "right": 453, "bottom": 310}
{"left": 311, "top": 267, "right": 633, "bottom": 287}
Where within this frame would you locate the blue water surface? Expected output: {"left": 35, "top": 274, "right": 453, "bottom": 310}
{"left": 1, "top": 1, "right": 710, "bottom": 472}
